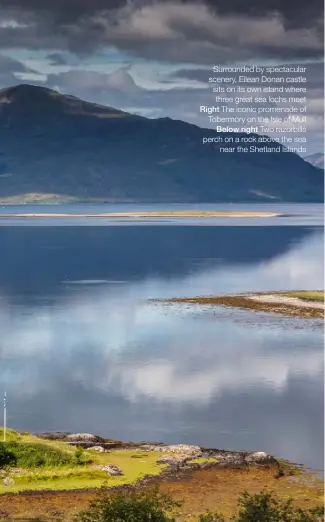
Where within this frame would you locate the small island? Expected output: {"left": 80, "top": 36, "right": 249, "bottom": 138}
{"left": 0, "top": 210, "right": 283, "bottom": 219}
{"left": 156, "top": 291, "right": 324, "bottom": 319}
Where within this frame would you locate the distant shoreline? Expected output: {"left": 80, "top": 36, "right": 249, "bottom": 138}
{"left": 0, "top": 210, "right": 282, "bottom": 218}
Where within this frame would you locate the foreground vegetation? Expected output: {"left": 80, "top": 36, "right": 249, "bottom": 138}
{"left": 0, "top": 430, "right": 164, "bottom": 493}
{"left": 8, "top": 487, "right": 324, "bottom": 522}
{"left": 0, "top": 430, "right": 323, "bottom": 520}
{"left": 75, "top": 488, "right": 324, "bottom": 522}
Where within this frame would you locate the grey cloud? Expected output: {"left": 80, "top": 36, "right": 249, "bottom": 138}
{"left": 0, "top": 53, "right": 32, "bottom": 76}
{"left": 47, "top": 52, "right": 67, "bottom": 66}
{"left": 39, "top": 69, "right": 209, "bottom": 120}
{"left": 0, "top": 1, "right": 322, "bottom": 62}
{"left": 0, "top": 53, "right": 38, "bottom": 87}
{"left": 48, "top": 67, "right": 141, "bottom": 95}
{"left": 0, "top": 0, "right": 322, "bottom": 29}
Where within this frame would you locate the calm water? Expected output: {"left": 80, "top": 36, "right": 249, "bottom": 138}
{"left": 0, "top": 205, "right": 323, "bottom": 471}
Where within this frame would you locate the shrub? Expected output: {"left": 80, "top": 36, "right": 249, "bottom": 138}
{"left": 75, "top": 486, "right": 181, "bottom": 522}
{"left": 74, "top": 447, "right": 85, "bottom": 466}
{"left": 2, "top": 443, "right": 74, "bottom": 468}
{"left": 75, "top": 488, "right": 324, "bottom": 522}
{"left": 197, "top": 491, "right": 324, "bottom": 522}
{"left": 234, "top": 490, "right": 324, "bottom": 522}
{"left": 275, "top": 465, "right": 285, "bottom": 479}
{"left": 0, "top": 443, "right": 17, "bottom": 468}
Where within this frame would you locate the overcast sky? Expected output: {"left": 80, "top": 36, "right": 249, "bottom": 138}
{"left": 0, "top": 0, "right": 323, "bottom": 152}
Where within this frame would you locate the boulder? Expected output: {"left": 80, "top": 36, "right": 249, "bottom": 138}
{"left": 244, "top": 451, "right": 274, "bottom": 465}
{"left": 144, "top": 444, "right": 202, "bottom": 458}
{"left": 94, "top": 464, "right": 123, "bottom": 476}
{"left": 66, "top": 433, "right": 97, "bottom": 442}
{"left": 88, "top": 446, "right": 105, "bottom": 453}
{"left": 103, "top": 465, "right": 123, "bottom": 476}
{"left": 157, "top": 454, "right": 188, "bottom": 466}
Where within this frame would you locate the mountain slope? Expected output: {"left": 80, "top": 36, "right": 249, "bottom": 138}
{"left": 304, "top": 153, "right": 324, "bottom": 170}
{"left": 0, "top": 84, "right": 323, "bottom": 203}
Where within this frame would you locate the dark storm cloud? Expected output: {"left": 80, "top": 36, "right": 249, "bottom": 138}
{"left": 0, "top": 0, "right": 322, "bottom": 62}
{"left": 0, "top": 0, "right": 322, "bottom": 28}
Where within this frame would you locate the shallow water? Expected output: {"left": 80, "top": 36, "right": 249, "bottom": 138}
{"left": 0, "top": 216, "right": 323, "bottom": 471}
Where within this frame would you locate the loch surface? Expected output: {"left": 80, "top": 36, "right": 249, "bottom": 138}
{"left": 0, "top": 206, "right": 323, "bottom": 471}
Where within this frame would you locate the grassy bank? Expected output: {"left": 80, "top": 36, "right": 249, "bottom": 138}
{"left": 284, "top": 291, "right": 324, "bottom": 302}
{"left": 0, "top": 430, "right": 164, "bottom": 494}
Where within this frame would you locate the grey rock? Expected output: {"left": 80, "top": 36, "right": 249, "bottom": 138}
{"left": 104, "top": 465, "right": 123, "bottom": 476}
{"left": 66, "top": 433, "right": 97, "bottom": 442}
{"left": 88, "top": 446, "right": 105, "bottom": 453}
{"left": 94, "top": 465, "right": 123, "bottom": 476}
{"left": 157, "top": 455, "right": 188, "bottom": 466}
{"left": 144, "top": 444, "right": 202, "bottom": 458}
{"left": 244, "top": 451, "right": 275, "bottom": 465}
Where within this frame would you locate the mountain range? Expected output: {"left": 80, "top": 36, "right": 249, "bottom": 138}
{"left": 0, "top": 84, "right": 323, "bottom": 203}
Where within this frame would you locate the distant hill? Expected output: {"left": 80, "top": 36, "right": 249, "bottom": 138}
{"left": 0, "top": 84, "right": 323, "bottom": 203}
{"left": 304, "top": 153, "right": 324, "bottom": 170}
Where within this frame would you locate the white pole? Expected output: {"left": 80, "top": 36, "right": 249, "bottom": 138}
{"left": 3, "top": 391, "right": 6, "bottom": 442}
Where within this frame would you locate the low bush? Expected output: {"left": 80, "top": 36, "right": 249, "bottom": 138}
{"left": 1, "top": 442, "right": 75, "bottom": 468}
{"left": 234, "top": 490, "right": 324, "bottom": 522}
{"left": 0, "top": 443, "right": 17, "bottom": 468}
{"left": 75, "top": 488, "right": 324, "bottom": 522}
{"left": 74, "top": 447, "right": 85, "bottom": 465}
{"left": 75, "top": 485, "right": 181, "bottom": 522}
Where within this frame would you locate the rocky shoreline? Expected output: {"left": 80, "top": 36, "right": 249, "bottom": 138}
{"left": 1, "top": 432, "right": 322, "bottom": 521}
{"left": 0, "top": 432, "right": 280, "bottom": 500}
{"left": 35, "top": 432, "right": 278, "bottom": 472}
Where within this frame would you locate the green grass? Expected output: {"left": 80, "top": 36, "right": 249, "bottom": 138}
{"left": 284, "top": 291, "right": 324, "bottom": 302}
{"left": 0, "top": 429, "right": 166, "bottom": 494}
{"left": 1, "top": 442, "right": 77, "bottom": 468}
{"left": 0, "top": 428, "right": 22, "bottom": 442}
{"left": 0, "top": 449, "right": 165, "bottom": 493}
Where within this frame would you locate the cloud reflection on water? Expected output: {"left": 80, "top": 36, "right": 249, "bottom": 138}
{"left": 0, "top": 226, "right": 323, "bottom": 469}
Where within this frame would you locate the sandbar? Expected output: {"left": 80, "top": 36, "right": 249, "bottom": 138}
{"left": 0, "top": 211, "right": 282, "bottom": 218}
